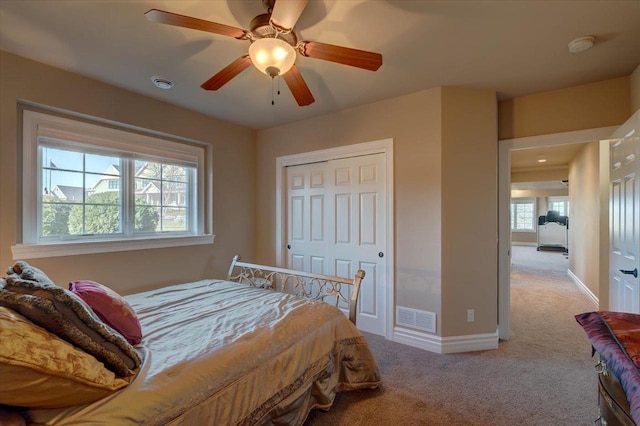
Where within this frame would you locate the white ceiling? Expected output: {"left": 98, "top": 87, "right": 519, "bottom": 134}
{"left": 1, "top": 1, "right": 639, "bottom": 130}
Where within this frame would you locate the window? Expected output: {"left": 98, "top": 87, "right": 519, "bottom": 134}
{"left": 511, "top": 198, "right": 536, "bottom": 232}
{"left": 548, "top": 197, "right": 569, "bottom": 216}
{"left": 14, "top": 110, "right": 213, "bottom": 259}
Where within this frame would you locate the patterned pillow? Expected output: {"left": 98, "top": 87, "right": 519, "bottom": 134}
{"left": 0, "top": 306, "right": 133, "bottom": 408}
{"left": 7, "top": 260, "right": 55, "bottom": 286}
{"left": 1, "top": 264, "right": 141, "bottom": 377}
{"left": 69, "top": 280, "right": 142, "bottom": 345}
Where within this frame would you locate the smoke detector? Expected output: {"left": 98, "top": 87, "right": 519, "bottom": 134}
{"left": 568, "top": 36, "right": 595, "bottom": 53}
{"left": 151, "top": 76, "right": 174, "bottom": 89}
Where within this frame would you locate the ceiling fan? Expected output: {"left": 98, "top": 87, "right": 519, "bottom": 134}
{"left": 145, "top": 0, "right": 383, "bottom": 106}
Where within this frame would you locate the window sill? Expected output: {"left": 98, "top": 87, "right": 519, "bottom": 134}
{"left": 11, "top": 234, "right": 215, "bottom": 260}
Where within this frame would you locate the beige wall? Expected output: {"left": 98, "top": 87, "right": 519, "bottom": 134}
{"left": 568, "top": 142, "right": 600, "bottom": 298}
{"left": 440, "top": 87, "right": 497, "bottom": 336}
{"left": 257, "top": 88, "right": 445, "bottom": 329}
{"left": 511, "top": 168, "right": 568, "bottom": 183}
{"left": 256, "top": 86, "right": 498, "bottom": 338}
{"left": 498, "top": 76, "right": 631, "bottom": 140}
{"left": 0, "top": 51, "right": 256, "bottom": 294}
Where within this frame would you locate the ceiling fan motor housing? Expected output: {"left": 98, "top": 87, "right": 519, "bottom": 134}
{"left": 250, "top": 13, "right": 297, "bottom": 46}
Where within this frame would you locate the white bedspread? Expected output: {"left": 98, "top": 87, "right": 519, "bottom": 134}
{"left": 26, "top": 280, "right": 380, "bottom": 425}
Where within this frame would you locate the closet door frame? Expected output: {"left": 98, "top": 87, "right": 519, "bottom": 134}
{"left": 275, "top": 138, "right": 395, "bottom": 339}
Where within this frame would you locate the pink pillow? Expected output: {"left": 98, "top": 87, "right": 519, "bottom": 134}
{"left": 68, "top": 280, "right": 142, "bottom": 345}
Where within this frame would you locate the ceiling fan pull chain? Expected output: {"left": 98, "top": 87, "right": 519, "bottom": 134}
{"left": 271, "top": 78, "right": 275, "bottom": 106}
{"left": 270, "top": 76, "right": 282, "bottom": 106}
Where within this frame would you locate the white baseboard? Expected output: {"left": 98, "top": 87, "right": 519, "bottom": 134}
{"left": 567, "top": 269, "right": 599, "bottom": 306}
{"left": 392, "top": 326, "right": 499, "bottom": 354}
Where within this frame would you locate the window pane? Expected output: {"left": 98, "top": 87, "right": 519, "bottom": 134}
{"left": 548, "top": 199, "right": 568, "bottom": 216}
{"left": 161, "top": 207, "right": 187, "bottom": 231}
{"left": 42, "top": 147, "right": 83, "bottom": 172}
{"left": 162, "top": 164, "right": 187, "bottom": 182}
{"left": 163, "top": 182, "right": 187, "bottom": 207}
{"left": 72, "top": 192, "right": 121, "bottom": 235}
{"left": 40, "top": 147, "right": 126, "bottom": 238}
{"left": 134, "top": 161, "right": 192, "bottom": 234}
{"left": 86, "top": 153, "right": 120, "bottom": 175}
{"left": 137, "top": 160, "right": 161, "bottom": 179}
{"left": 134, "top": 204, "right": 160, "bottom": 232}
{"left": 45, "top": 170, "right": 84, "bottom": 202}
{"left": 510, "top": 199, "right": 535, "bottom": 231}
{"left": 41, "top": 196, "right": 73, "bottom": 236}
{"left": 510, "top": 204, "right": 515, "bottom": 229}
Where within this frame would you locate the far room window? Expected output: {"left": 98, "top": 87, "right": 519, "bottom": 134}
{"left": 15, "top": 110, "right": 213, "bottom": 259}
{"left": 548, "top": 197, "right": 569, "bottom": 216}
{"left": 510, "top": 198, "right": 536, "bottom": 232}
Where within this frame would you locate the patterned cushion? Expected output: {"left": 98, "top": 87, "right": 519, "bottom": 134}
{"left": 0, "top": 306, "right": 132, "bottom": 408}
{"left": 1, "top": 263, "right": 141, "bottom": 376}
{"left": 576, "top": 311, "right": 640, "bottom": 424}
{"left": 69, "top": 280, "right": 142, "bottom": 345}
{"left": 7, "top": 260, "right": 55, "bottom": 286}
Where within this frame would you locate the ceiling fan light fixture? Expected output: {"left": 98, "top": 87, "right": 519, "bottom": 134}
{"left": 249, "top": 37, "right": 296, "bottom": 77}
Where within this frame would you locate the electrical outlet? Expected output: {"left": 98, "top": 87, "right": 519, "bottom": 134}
{"left": 467, "top": 309, "right": 475, "bottom": 322}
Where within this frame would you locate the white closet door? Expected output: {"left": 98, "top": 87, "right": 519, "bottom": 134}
{"left": 286, "top": 162, "right": 329, "bottom": 274}
{"left": 609, "top": 116, "right": 640, "bottom": 313}
{"left": 286, "top": 153, "right": 387, "bottom": 335}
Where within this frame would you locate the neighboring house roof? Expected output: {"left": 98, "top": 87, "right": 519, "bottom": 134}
{"left": 51, "top": 185, "right": 84, "bottom": 201}
{"left": 91, "top": 163, "right": 150, "bottom": 192}
{"left": 139, "top": 181, "right": 161, "bottom": 194}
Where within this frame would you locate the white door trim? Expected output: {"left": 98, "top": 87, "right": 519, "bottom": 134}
{"left": 275, "top": 138, "right": 395, "bottom": 339}
{"left": 498, "top": 126, "right": 618, "bottom": 340}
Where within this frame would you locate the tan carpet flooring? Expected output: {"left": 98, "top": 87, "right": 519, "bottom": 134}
{"left": 305, "top": 245, "right": 599, "bottom": 425}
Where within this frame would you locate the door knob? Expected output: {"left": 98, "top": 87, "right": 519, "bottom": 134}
{"left": 287, "top": 244, "right": 291, "bottom": 250}
{"left": 620, "top": 268, "right": 638, "bottom": 278}
{"left": 378, "top": 252, "right": 384, "bottom": 258}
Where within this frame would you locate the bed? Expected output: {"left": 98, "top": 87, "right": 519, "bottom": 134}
{"left": 575, "top": 311, "right": 640, "bottom": 425}
{"left": 0, "top": 257, "right": 381, "bottom": 425}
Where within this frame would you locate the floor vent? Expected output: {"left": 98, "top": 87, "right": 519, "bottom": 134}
{"left": 396, "top": 306, "right": 436, "bottom": 333}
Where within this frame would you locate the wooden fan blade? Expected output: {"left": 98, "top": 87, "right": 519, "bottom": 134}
{"left": 299, "top": 41, "right": 382, "bottom": 71}
{"left": 145, "top": 9, "right": 247, "bottom": 39}
{"left": 270, "top": 0, "right": 309, "bottom": 31}
{"left": 282, "top": 64, "right": 315, "bottom": 106}
{"left": 201, "top": 55, "right": 252, "bottom": 90}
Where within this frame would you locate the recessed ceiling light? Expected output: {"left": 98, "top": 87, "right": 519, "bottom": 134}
{"left": 568, "top": 36, "right": 595, "bottom": 53}
{"left": 151, "top": 76, "right": 174, "bottom": 89}
{"left": 537, "top": 155, "right": 547, "bottom": 163}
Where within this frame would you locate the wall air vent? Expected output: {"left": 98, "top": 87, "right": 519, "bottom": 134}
{"left": 396, "top": 306, "right": 436, "bottom": 333}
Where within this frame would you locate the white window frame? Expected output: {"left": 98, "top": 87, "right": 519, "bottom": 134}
{"left": 510, "top": 197, "right": 536, "bottom": 232}
{"left": 12, "top": 110, "right": 213, "bottom": 259}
